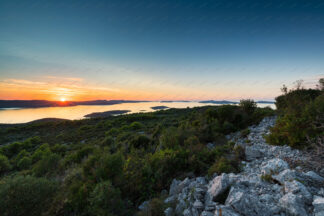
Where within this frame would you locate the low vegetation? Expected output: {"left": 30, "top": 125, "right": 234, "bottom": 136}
{"left": 267, "top": 79, "right": 324, "bottom": 149}
{"left": 266, "top": 78, "right": 324, "bottom": 173}
{"left": 0, "top": 103, "right": 274, "bottom": 215}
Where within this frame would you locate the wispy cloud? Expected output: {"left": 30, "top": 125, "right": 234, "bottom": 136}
{"left": 44, "top": 76, "right": 84, "bottom": 82}
{"left": 3, "top": 79, "right": 46, "bottom": 86}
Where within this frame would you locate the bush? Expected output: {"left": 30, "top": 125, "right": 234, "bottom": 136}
{"left": 275, "top": 89, "right": 321, "bottom": 113}
{"left": 89, "top": 181, "right": 125, "bottom": 216}
{"left": 267, "top": 87, "right": 324, "bottom": 148}
{"left": 33, "top": 153, "right": 61, "bottom": 176}
{"left": 51, "top": 144, "right": 67, "bottom": 155}
{"left": 137, "top": 198, "right": 165, "bottom": 216}
{"left": 0, "top": 154, "right": 11, "bottom": 174}
{"left": 0, "top": 175, "right": 57, "bottom": 216}
{"left": 31, "top": 144, "right": 51, "bottom": 163}
{"left": 240, "top": 128, "right": 250, "bottom": 138}
{"left": 208, "top": 157, "right": 237, "bottom": 176}
{"left": 94, "top": 152, "right": 124, "bottom": 183}
{"left": 239, "top": 99, "right": 257, "bottom": 115}
{"left": 101, "top": 136, "right": 114, "bottom": 147}
{"left": 106, "top": 128, "right": 119, "bottom": 137}
{"left": 17, "top": 156, "right": 32, "bottom": 170}
{"left": 129, "top": 122, "right": 144, "bottom": 130}
{"left": 130, "top": 135, "right": 151, "bottom": 149}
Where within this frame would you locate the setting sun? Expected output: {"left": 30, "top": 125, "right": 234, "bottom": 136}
{"left": 60, "top": 98, "right": 66, "bottom": 102}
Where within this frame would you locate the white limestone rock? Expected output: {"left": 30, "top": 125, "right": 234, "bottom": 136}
{"left": 280, "top": 193, "right": 308, "bottom": 216}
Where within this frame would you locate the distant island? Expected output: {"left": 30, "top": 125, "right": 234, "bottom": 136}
{"left": 256, "top": 100, "right": 275, "bottom": 104}
{"left": 199, "top": 100, "right": 274, "bottom": 104}
{"left": 84, "top": 110, "right": 131, "bottom": 118}
{"left": 199, "top": 100, "right": 238, "bottom": 104}
{"left": 0, "top": 100, "right": 149, "bottom": 109}
{"left": 151, "top": 106, "right": 169, "bottom": 110}
{"left": 160, "top": 100, "right": 190, "bottom": 103}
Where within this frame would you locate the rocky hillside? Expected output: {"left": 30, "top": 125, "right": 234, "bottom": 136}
{"left": 161, "top": 117, "right": 324, "bottom": 216}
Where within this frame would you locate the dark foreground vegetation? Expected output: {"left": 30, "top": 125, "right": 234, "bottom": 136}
{"left": 0, "top": 100, "right": 274, "bottom": 216}
{"left": 267, "top": 79, "right": 324, "bottom": 149}
{"left": 266, "top": 79, "right": 324, "bottom": 172}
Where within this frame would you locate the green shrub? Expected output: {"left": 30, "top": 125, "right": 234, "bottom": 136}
{"left": 14, "top": 149, "right": 30, "bottom": 166}
{"left": 51, "top": 144, "right": 67, "bottom": 155}
{"left": 33, "top": 153, "right": 61, "bottom": 176}
{"left": 129, "top": 122, "right": 144, "bottom": 130}
{"left": 0, "top": 175, "right": 57, "bottom": 216}
{"left": 137, "top": 198, "right": 165, "bottom": 216}
{"left": 89, "top": 181, "right": 125, "bottom": 216}
{"left": 130, "top": 135, "right": 151, "bottom": 149}
{"left": 261, "top": 174, "right": 273, "bottom": 182}
{"left": 17, "top": 156, "right": 32, "bottom": 170}
{"left": 95, "top": 152, "right": 124, "bottom": 183}
{"left": 31, "top": 144, "right": 51, "bottom": 163}
{"left": 234, "top": 145, "right": 245, "bottom": 160}
{"left": 1, "top": 142, "right": 22, "bottom": 158}
{"left": 101, "top": 136, "right": 115, "bottom": 147}
{"left": 184, "top": 136, "right": 200, "bottom": 146}
{"left": 208, "top": 157, "right": 237, "bottom": 176}
{"left": 222, "top": 121, "right": 235, "bottom": 133}
{"left": 267, "top": 90, "right": 324, "bottom": 148}
{"left": 239, "top": 99, "right": 257, "bottom": 115}
{"left": 106, "top": 128, "right": 119, "bottom": 137}
{"left": 275, "top": 88, "right": 321, "bottom": 113}
{"left": 0, "top": 154, "right": 11, "bottom": 174}
{"left": 78, "top": 125, "right": 93, "bottom": 133}
{"left": 216, "top": 105, "right": 236, "bottom": 123}
{"left": 240, "top": 128, "right": 250, "bottom": 138}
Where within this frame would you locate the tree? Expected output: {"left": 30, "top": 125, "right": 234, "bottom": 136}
{"left": 0, "top": 175, "right": 57, "bottom": 216}
{"left": 294, "top": 79, "right": 304, "bottom": 90}
{"left": 317, "top": 78, "right": 324, "bottom": 91}
{"left": 239, "top": 99, "right": 257, "bottom": 115}
{"left": 280, "top": 84, "right": 288, "bottom": 94}
{"left": 17, "top": 156, "right": 32, "bottom": 170}
{"left": 89, "top": 181, "right": 125, "bottom": 216}
{"left": 0, "top": 154, "right": 11, "bottom": 174}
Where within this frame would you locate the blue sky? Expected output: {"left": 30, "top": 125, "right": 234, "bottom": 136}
{"left": 0, "top": 0, "right": 323, "bottom": 100}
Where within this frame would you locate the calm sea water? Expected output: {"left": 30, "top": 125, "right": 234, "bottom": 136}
{"left": 0, "top": 102, "right": 275, "bottom": 124}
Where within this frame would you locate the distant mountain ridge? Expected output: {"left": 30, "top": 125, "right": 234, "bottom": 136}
{"left": 199, "top": 100, "right": 238, "bottom": 104}
{"left": 199, "top": 100, "right": 275, "bottom": 104}
{"left": 0, "top": 100, "right": 148, "bottom": 108}
{"left": 0, "top": 99, "right": 274, "bottom": 108}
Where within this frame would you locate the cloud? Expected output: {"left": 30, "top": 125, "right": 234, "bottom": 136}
{"left": 3, "top": 79, "right": 46, "bottom": 86}
{"left": 44, "top": 76, "right": 84, "bottom": 82}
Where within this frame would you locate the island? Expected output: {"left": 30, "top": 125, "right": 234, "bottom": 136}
{"left": 151, "top": 106, "right": 169, "bottom": 110}
{"left": 84, "top": 110, "right": 131, "bottom": 118}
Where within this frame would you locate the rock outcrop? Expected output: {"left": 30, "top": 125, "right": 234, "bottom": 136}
{"left": 162, "top": 116, "right": 324, "bottom": 216}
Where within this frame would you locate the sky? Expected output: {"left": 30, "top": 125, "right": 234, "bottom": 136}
{"left": 0, "top": 0, "right": 323, "bottom": 101}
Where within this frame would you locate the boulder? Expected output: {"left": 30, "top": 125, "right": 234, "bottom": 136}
{"left": 164, "top": 207, "right": 174, "bottom": 216}
{"left": 138, "top": 200, "right": 149, "bottom": 211}
{"left": 206, "top": 173, "right": 232, "bottom": 204}
{"left": 284, "top": 180, "right": 312, "bottom": 204}
{"left": 193, "top": 200, "right": 204, "bottom": 210}
{"left": 305, "top": 171, "right": 324, "bottom": 184}
{"left": 201, "top": 211, "right": 214, "bottom": 216}
{"left": 245, "top": 145, "right": 263, "bottom": 161}
{"left": 164, "top": 195, "right": 177, "bottom": 204}
{"left": 313, "top": 196, "right": 324, "bottom": 216}
{"left": 280, "top": 193, "right": 308, "bottom": 216}
{"left": 169, "top": 179, "right": 181, "bottom": 195}
{"left": 272, "top": 169, "right": 296, "bottom": 184}
{"left": 261, "top": 158, "right": 289, "bottom": 175}
{"left": 183, "top": 208, "right": 192, "bottom": 216}
{"left": 170, "top": 178, "right": 190, "bottom": 195}
{"left": 225, "top": 186, "right": 280, "bottom": 216}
